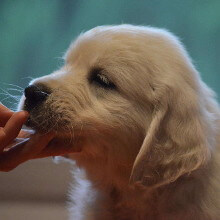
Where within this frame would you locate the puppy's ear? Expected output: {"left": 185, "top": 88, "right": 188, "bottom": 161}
{"left": 130, "top": 83, "right": 212, "bottom": 188}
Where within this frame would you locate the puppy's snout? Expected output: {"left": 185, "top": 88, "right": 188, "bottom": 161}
{"left": 24, "top": 84, "right": 50, "bottom": 111}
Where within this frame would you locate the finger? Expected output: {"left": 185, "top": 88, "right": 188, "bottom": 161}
{"left": 4, "top": 111, "right": 29, "bottom": 135}
{"left": 20, "top": 132, "right": 55, "bottom": 156}
{"left": 17, "top": 129, "right": 35, "bottom": 138}
{"left": 3, "top": 137, "right": 29, "bottom": 151}
{"left": 0, "top": 138, "right": 29, "bottom": 171}
{"left": 0, "top": 133, "right": 54, "bottom": 171}
{"left": 34, "top": 141, "right": 75, "bottom": 158}
{"left": 3, "top": 130, "right": 34, "bottom": 150}
{"left": 0, "top": 111, "right": 29, "bottom": 151}
{"left": 6, "top": 134, "right": 75, "bottom": 159}
{"left": 0, "top": 104, "right": 14, "bottom": 126}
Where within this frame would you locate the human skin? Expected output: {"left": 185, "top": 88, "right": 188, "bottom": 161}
{"left": 0, "top": 104, "right": 73, "bottom": 171}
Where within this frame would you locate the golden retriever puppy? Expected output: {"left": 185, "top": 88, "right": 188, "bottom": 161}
{"left": 19, "top": 25, "right": 220, "bottom": 220}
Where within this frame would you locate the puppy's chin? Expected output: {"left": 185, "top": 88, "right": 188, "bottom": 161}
{"left": 24, "top": 121, "right": 77, "bottom": 152}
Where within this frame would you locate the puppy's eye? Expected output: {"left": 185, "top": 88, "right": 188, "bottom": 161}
{"left": 89, "top": 68, "right": 116, "bottom": 89}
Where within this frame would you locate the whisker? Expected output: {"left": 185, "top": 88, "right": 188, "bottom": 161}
{"left": 1, "top": 83, "right": 24, "bottom": 90}
{"left": 47, "top": 115, "right": 59, "bottom": 134}
{"left": 67, "top": 123, "right": 74, "bottom": 145}
{"left": 0, "top": 89, "right": 21, "bottom": 102}
{"left": 6, "top": 88, "right": 23, "bottom": 93}
{"left": 33, "top": 113, "right": 55, "bottom": 133}
{"left": 0, "top": 95, "right": 20, "bottom": 102}
{"left": 74, "top": 120, "right": 83, "bottom": 147}
{"left": 0, "top": 97, "right": 18, "bottom": 110}
{"left": 21, "top": 76, "right": 34, "bottom": 81}
{"left": 0, "top": 96, "right": 16, "bottom": 104}
{"left": 54, "top": 56, "right": 65, "bottom": 62}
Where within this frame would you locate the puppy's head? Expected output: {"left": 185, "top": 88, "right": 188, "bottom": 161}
{"left": 19, "top": 25, "right": 215, "bottom": 187}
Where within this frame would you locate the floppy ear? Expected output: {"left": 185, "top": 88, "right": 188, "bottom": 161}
{"left": 130, "top": 82, "right": 212, "bottom": 188}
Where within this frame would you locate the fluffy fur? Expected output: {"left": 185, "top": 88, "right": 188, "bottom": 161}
{"left": 20, "top": 25, "right": 220, "bottom": 220}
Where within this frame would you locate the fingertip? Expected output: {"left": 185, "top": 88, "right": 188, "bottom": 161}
{"left": 12, "top": 111, "right": 30, "bottom": 124}
{"left": 16, "top": 111, "right": 29, "bottom": 118}
{"left": 3, "top": 110, "right": 30, "bottom": 134}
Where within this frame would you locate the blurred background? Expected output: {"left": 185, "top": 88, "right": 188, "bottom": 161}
{"left": 0, "top": 0, "right": 219, "bottom": 219}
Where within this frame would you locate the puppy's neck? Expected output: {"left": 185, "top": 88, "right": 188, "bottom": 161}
{"left": 70, "top": 137, "right": 138, "bottom": 187}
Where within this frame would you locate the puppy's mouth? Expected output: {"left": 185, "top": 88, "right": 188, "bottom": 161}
{"left": 23, "top": 100, "right": 72, "bottom": 133}
{"left": 25, "top": 121, "right": 82, "bottom": 155}
{"left": 25, "top": 114, "right": 74, "bottom": 138}
{"left": 24, "top": 111, "right": 81, "bottom": 154}
{"left": 20, "top": 87, "right": 82, "bottom": 154}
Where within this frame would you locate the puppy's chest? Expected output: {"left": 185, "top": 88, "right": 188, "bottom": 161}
{"left": 107, "top": 188, "right": 157, "bottom": 220}
{"left": 69, "top": 179, "right": 155, "bottom": 220}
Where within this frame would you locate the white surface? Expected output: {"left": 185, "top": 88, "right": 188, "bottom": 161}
{"left": 0, "top": 201, "right": 68, "bottom": 220}
{"left": 0, "top": 158, "right": 72, "bottom": 219}
{"left": 0, "top": 158, "right": 72, "bottom": 201}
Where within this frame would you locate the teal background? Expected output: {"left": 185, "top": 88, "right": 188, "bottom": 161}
{"left": 0, "top": 0, "right": 219, "bottom": 109}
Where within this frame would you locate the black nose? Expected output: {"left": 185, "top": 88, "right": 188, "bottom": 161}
{"left": 24, "top": 85, "right": 50, "bottom": 111}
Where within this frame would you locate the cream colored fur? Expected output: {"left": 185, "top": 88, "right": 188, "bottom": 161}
{"left": 20, "top": 25, "right": 220, "bottom": 220}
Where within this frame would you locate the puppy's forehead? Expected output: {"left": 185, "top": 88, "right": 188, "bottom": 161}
{"left": 64, "top": 25, "right": 193, "bottom": 93}
{"left": 65, "top": 25, "right": 173, "bottom": 68}
{"left": 65, "top": 26, "right": 138, "bottom": 66}
{"left": 65, "top": 25, "right": 186, "bottom": 70}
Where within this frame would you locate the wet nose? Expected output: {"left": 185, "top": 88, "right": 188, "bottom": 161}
{"left": 24, "top": 85, "right": 50, "bottom": 111}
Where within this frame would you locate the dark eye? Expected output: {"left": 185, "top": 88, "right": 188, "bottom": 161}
{"left": 89, "top": 68, "right": 116, "bottom": 89}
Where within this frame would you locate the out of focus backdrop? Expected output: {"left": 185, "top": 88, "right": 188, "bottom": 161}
{"left": 0, "top": 1, "right": 219, "bottom": 220}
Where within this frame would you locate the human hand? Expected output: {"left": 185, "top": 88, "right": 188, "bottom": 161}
{"left": 0, "top": 104, "right": 55, "bottom": 171}
{"left": 0, "top": 103, "right": 76, "bottom": 172}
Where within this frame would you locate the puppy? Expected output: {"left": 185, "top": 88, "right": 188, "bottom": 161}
{"left": 19, "top": 25, "right": 220, "bottom": 220}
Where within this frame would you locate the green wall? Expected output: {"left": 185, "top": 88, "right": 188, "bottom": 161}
{"left": 0, "top": 0, "right": 219, "bottom": 108}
